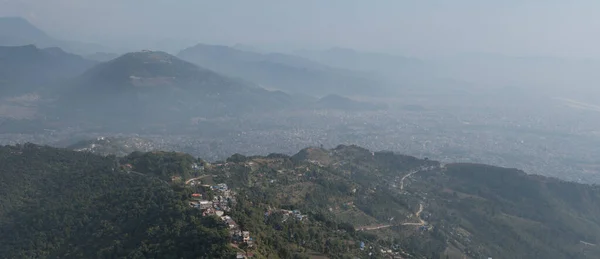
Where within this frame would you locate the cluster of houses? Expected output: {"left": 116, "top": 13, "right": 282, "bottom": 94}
{"left": 187, "top": 180, "right": 254, "bottom": 257}
{"left": 231, "top": 228, "right": 254, "bottom": 247}
{"left": 282, "top": 209, "right": 307, "bottom": 221}
{"left": 188, "top": 183, "right": 234, "bottom": 217}
{"left": 212, "top": 183, "right": 229, "bottom": 192}
{"left": 264, "top": 209, "right": 308, "bottom": 222}
{"left": 221, "top": 215, "right": 254, "bottom": 252}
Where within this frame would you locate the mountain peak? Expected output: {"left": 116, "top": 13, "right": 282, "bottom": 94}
{"left": 0, "top": 16, "right": 108, "bottom": 55}
{"left": 0, "top": 16, "right": 39, "bottom": 29}
{"left": 117, "top": 50, "right": 179, "bottom": 64}
{"left": 0, "top": 16, "right": 49, "bottom": 43}
{"left": 58, "top": 50, "right": 293, "bottom": 125}
{"left": 78, "top": 50, "right": 212, "bottom": 90}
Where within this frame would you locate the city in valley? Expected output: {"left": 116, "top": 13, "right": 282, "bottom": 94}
{"left": 3, "top": 92, "right": 599, "bottom": 184}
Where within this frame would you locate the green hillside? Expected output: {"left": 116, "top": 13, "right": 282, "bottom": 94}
{"left": 0, "top": 144, "right": 233, "bottom": 258}
{"left": 207, "top": 145, "right": 600, "bottom": 258}
{"left": 2, "top": 143, "right": 600, "bottom": 258}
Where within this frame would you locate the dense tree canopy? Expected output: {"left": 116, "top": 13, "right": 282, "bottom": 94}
{"left": 0, "top": 144, "right": 233, "bottom": 258}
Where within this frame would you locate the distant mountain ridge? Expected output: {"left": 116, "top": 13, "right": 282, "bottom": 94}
{"left": 296, "top": 47, "right": 422, "bottom": 72}
{"left": 295, "top": 47, "right": 446, "bottom": 91}
{"left": 56, "top": 50, "right": 296, "bottom": 125}
{"left": 85, "top": 52, "right": 120, "bottom": 62}
{"left": 73, "top": 50, "right": 247, "bottom": 93}
{"left": 0, "top": 17, "right": 49, "bottom": 46}
{"left": 0, "top": 45, "right": 96, "bottom": 94}
{"left": 0, "top": 17, "right": 107, "bottom": 55}
{"left": 177, "top": 43, "right": 384, "bottom": 96}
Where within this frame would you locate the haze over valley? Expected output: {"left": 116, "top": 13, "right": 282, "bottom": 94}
{"left": 1, "top": 2, "right": 600, "bottom": 258}
{"left": 0, "top": 16, "right": 598, "bottom": 183}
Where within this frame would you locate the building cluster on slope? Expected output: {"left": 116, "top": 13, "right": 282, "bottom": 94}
{"left": 187, "top": 180, "right": 254, "bottom": 257}
{"left": 189, "top": 183, "right": 234, "bottom": 216}
{"left": 264, "top": 208, "right": 308, "bottom": 222}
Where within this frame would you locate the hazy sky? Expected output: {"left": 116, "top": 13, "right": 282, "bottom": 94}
{"left": 2, "top": 0, "right": 600, "bottom": 57}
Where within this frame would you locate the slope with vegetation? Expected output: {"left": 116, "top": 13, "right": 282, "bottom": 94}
{"left": 56, "top": 50, "right": 296, "bottom": 125}
{"left": 2, "top": 143, "right": 600, "bottom": 258}
{"left": 0, "top": 144, "right": 233, "bottom": 258}
{"left": 0, "top": 45, "right": 96, "bottom": 95}
{"left": 410, "top": 163, "right": 600, "bottom": 258}
{"left": 204, "top": 145, "right": 600, "bottom": 258}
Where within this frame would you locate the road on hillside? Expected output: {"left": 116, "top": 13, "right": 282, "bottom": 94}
{"left": 357, "top": 203, "right": 426, "bottom": 231}
{"left": 401, "top": 203, "right": 426, "bottom": 226}
{"left": 185, "top": 175, "right": 212, "bottom": 185}
{"left": 357, "top": 166, "right": 441, "bottom": 231}
{"left": 400, "top": 169, "right": 419, "bottom": 190}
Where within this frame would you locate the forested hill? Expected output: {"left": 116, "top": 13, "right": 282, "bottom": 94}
{"left": 202, "top": 146, "right": 600, "bottom": 259}
{"left": 0, "top": 144, "right": 233, "bottom": 258}
{"left": 3, "top": 143, "right": 600, "bottom": 258}
{"left": 54, "top": 51, "right": 295, "bottom": 125}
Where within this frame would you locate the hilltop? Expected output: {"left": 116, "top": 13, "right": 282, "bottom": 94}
{"left": 177, "top": 43, "right": 383, "bottom": 96}
{"left": 56, "top": 50, "right": 295, "bottom": 125}
{"left": 73, "top": 50, "right": 245, "bottom": 93}
{"left": 0, "top": 17, "right": 50, "bottom": 46}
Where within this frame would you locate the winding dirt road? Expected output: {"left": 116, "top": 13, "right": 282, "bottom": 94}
{"left": 357, "top": 203, "right": 426, "bottom": 231}
{"left": 358, "top": 224, "right": 392, "bottom": 231}
{"left": 356, "top": 167, "right": 439, "bottom": 231}
{"left": 400, "top": 169, "right": 419, "bottom": 190}
{"left": 401, "top": 203, "right": 426, "bottom": 226}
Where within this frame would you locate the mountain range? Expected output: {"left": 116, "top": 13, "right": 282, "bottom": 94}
{"left": 296, "top": 47, "right": 423, "bottom": 74}
{"left": 54, "top": 50, "right": 296, "bottom": 125}
{"left": 0, "top": 17, "right": 107, "bottom": 55}
{"left": 177, "top": 44, "right": 385, "bottom": 96}
{"left": 0, "top": 44, "right": 388, "bottom": 128}
{"left": 293, "top": 47, "right": 487, "bottom": 94}
{"left": 0, "top": 17, "right": 391, "bottom": 124}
